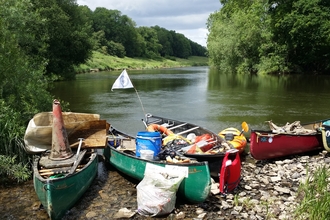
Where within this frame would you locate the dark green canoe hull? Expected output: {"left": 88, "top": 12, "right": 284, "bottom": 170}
{"left": 33, "top": 152, "right": 98, "bottom": 220}
{"left": 104, "top": 145, "right": 211, "bottom": 203}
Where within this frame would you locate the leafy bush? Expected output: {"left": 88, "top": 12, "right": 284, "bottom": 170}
{"left": 0, "top": 155, "right": 31, "bottom": 184}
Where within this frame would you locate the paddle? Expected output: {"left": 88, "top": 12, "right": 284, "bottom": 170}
{"left": 240, "top": 122, "right": 249, "bottom": 135}
{"left": 74, "top": 138, "right": 84, "bottom": 165}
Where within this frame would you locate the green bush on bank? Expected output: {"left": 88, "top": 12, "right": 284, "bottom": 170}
{"left": 0, "top": 155, "right": 31, "bottom": 184}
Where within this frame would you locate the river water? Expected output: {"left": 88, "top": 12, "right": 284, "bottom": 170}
{"left": 51, "top": 67, "right": 330, "bottom": 136}
{"left": 1, "top": 67, "right": 330, "bottom": 219}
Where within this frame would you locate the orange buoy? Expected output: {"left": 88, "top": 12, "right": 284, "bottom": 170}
{"left": 147, "top": 124, "right": 174, "bottom": 136}
{"left": 49, "top": 99, "right": 73, "bottom": 160}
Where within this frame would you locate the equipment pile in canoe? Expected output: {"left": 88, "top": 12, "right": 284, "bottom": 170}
{"left": 25, "top": 100, "right": 108, "bottom": 220}
{"left": 218, "top": 122, "right": 249, "bottom": 154}
{"left": 143, "top": 113, "right": 248, "bottom": 177}
{"left": 249, "top": 120, "right": 328, "bottom": 160}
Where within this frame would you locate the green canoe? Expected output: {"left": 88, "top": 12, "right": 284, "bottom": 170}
{"left": 104, "top": 128, "right": 211, "bottom": 204}
{"left": 27, "top": 100, "right": 108, "bottom": 220}
{"left": 33, "top": 150, "right": 98, "bottom": 220}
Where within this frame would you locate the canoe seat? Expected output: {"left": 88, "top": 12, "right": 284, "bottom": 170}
{"left": 168, "top": 123, "right": 188, "bottom": 130}
{"left": 177, "top": 126, "right": 199, "bottom": 135}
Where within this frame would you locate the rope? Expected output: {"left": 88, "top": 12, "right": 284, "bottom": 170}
{"left": 134, "top": 87, "right": 146, "bottom": 119}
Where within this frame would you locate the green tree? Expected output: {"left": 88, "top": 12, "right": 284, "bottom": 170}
{"left": 207, "top": 0, "right": 267, "bottom": 74}
{"left": 152, "top": 26, "right": 174, "bottom": 57}
{"left": 172, "top": 32, "right": 192, "bottom": 59}
{"left": 137, "top": 27, "right": 162, "bottom": 58}
{"left": 0, "top": 0, "right": 54, "bottom": 182}
{"left": 269, "top": 0, "right": 330, "bottom": 74}
{"left": 29, "top": 0, "right": 93, "bottom": 80}
{"left": 92, "top": 8, "right": 140, "bottom": 57}
{"left": 107, "top": 41, "right": 126, "bottom": 58}
{"left": 208, "top": 0, "right": 330, "bottom": 75}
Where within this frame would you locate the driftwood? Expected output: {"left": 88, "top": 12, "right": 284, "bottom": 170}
{"left": 266, "top": 120, "right": 317, "bottom": 135}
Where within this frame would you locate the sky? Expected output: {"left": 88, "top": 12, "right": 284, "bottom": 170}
{"left": 77, "top": 0, "right": 222, "bottom": 47}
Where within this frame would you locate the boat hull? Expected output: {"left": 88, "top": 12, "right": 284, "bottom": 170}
{"left": 33, "top": 152, "right": 98, "bottom": 220}
{"left": 250, "top": 129, "right": 322, "bottom": 160}
{"left": 104, "top": 144, "right": 211, "bottom": 204}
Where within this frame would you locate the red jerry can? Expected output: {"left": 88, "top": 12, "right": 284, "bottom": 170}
{"left": 219, "top": 149, "right": 241, "bottom": 194}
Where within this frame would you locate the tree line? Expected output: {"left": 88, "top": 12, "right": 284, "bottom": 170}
{"left": 0, "top": 0, "right": 207, "bottom": 182}
{"left": 88, "top": 7, "right": 207, "bottom": 60}
{"left": 4, "top": 0, "right": 207, "bottom": 81}
{"left": 207, "top": 0, "right": 330, "bottom": 75}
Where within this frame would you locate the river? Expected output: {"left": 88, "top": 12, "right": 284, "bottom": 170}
{"left": 51, "top": 66, "right": 330, "bottom": 137}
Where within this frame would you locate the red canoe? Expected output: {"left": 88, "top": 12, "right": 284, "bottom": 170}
{"left": 249, "top": 120, "right": 325, "bottom": 160}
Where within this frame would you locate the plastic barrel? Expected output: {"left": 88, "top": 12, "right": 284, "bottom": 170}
{"left": 136, "top": 131, "right": 162, "bottom": 157}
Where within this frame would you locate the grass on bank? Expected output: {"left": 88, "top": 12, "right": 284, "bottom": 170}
{"left": 295, "top": 165, "right": 330, "bottom": 220}
{"left": 75, "top": 51, "right": 209, "bottom": 73}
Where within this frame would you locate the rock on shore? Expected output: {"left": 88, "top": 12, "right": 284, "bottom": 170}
{"left": 172, "top": 150, "right": 329, "bottom": 220}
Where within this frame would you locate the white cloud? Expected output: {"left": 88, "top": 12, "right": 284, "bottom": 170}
{"left": 77, "top": 0, "right": 221, "bottom": 47}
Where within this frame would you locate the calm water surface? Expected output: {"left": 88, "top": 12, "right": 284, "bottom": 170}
{"left": 51, "top": 67, "right": 330, "bottom": 137}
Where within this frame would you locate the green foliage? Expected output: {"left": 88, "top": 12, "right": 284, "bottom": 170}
{"left": 92, "top": 8, "right": 140, "bottom": 57}
{"left": 0, "top": 155, "right": 31, "bottom": 183}
{"left": 207, "top": 0, "right": 330, "bottom": 75}
{"left": 269, "top": 0, "right": 330, "bottom": 74}
{"left": 295, "top": 165, "right": 330, "bottom": 220}
{"left": 172, "top": 32, "right": 192, "bottom": 59}
{"left": 208, "top": 0, "right": 269, "bottom": 74}
{"left": 0, "top": 0, "right": 55, "bottom": 182}
{"left": 28, "top": 0, "right": 93, "bottom": 80}
{"left": 137, "top": 26, "right": 162, "bottom": 59}
{"left": 107, "top": 41, "right": 126, "bottom": 58}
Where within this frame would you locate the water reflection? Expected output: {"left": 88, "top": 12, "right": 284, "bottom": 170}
{"left": 50, "top": 67, "right": 330, "bottom": 138}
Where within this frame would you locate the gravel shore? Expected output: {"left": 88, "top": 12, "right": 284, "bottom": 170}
{"left": 77, "top": 149, "right": 329, "bottom": 220}
{"left": 2, "top": 150, "right": 327, "bottom": 219}
{"left": 167, "top": 150, "right": 329, "bottom": 220}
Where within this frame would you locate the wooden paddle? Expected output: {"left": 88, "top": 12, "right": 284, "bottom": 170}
{"left": 240, "top": 122, "right": 249, "bottom": 135}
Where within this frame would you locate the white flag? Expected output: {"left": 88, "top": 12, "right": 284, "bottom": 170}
{"left": 111, "top": 69, "right": 134, "bottom": 91}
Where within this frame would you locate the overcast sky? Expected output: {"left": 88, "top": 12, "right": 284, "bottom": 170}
{"left": 77, "top": 0, "right": 222, "bottom": 47}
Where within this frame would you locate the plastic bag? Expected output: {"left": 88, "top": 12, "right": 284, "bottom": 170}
{"left": 137, "top": 170, "right": 184, "bottom": 216}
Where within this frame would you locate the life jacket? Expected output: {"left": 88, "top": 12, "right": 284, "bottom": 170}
{"left": 219, "top": 149, "right": 241, "bottom": 194}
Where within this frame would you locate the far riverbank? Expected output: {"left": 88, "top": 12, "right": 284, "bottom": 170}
{"left": 75, "top": 51, "right": 209, "bottom": 73}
